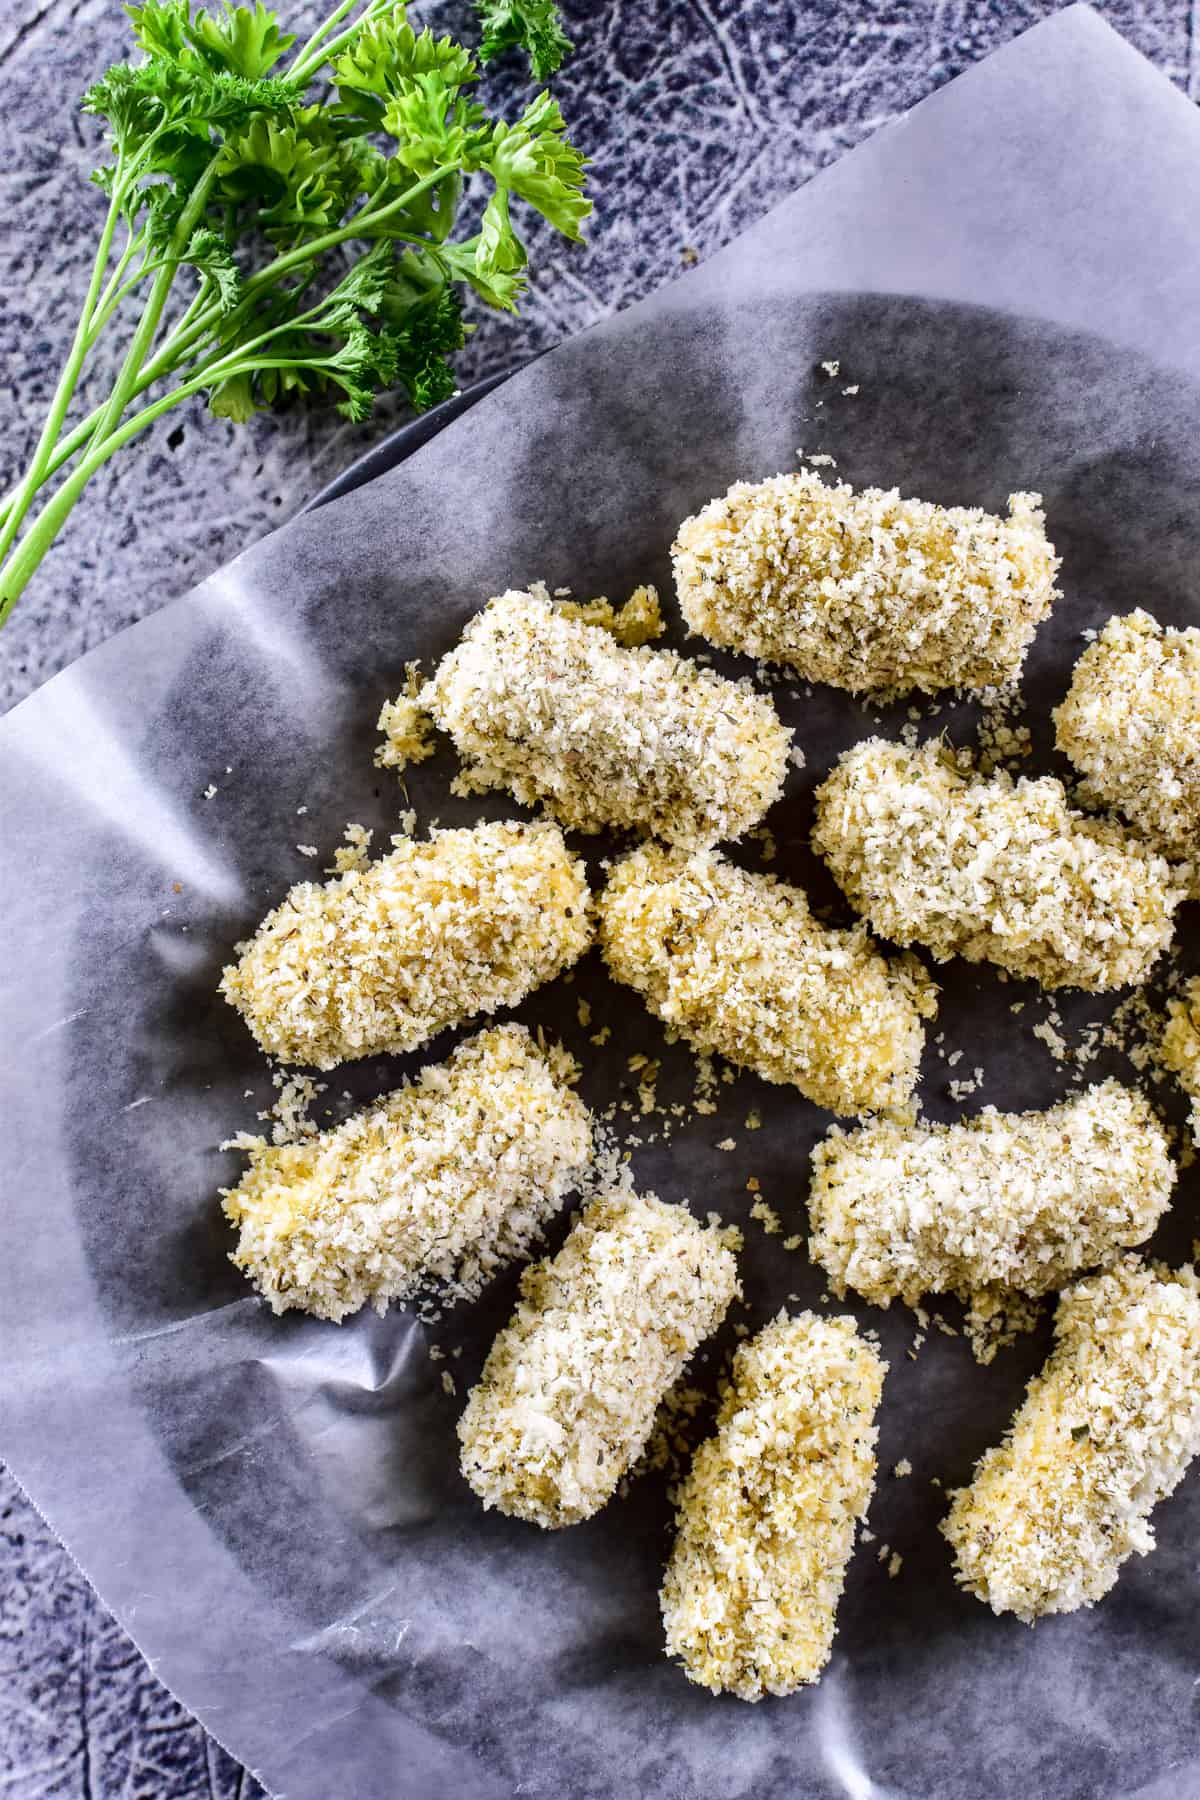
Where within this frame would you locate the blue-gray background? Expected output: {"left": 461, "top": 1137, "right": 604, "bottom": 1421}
{"left": 0, "top": 2, "right": 1194, "bottom": 1793}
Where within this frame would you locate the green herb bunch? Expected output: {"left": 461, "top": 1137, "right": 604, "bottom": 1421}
{"left": 0, "top": 0, "right": 585, "bottom": 627}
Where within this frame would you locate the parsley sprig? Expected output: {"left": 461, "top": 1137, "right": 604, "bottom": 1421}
{"left": 0, "top": 0, "right": 585, "bottom": 628}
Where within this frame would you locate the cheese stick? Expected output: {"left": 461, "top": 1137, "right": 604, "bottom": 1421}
{"left": 673, "top": 470, "right": 1058, "bottom": 696}
{"left": 220, "top": 819, "right": 591, "bottom": 1068}
{"left": 383, "top": 587, "right": 790, "bottom": 850}
{"left": 597, "top": 841, "right": 936, "bottom": 1117}
{"left": 221, "top": 1025, "right": 593, "bottom": 1322}
{"left": 661, "top": 1311, "right": 885, "bottom": 1699}
{"left": 1054, "top": 609, "right": 1200, "bottom": 879}
{"left": 808, "top": 1080, "right": 1175, "bottom": 1311}
{"left": 813, "top": 738, "right": 1181, "bottom": 992}
{"left": 943, "top": 1258, "right": 1200, "bottom": 1620}
{"left": 458, "top": 1190, "right": 739, "bottom": 1527}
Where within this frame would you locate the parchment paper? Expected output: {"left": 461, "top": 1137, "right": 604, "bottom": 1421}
{"left": 4, "top": 9, "right": 1200, "bottom": 1796}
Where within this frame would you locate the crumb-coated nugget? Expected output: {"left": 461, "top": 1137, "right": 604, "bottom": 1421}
{"left": 221, "top": 1026, "right": 593, "bottom": 1322}
{"left": 809, "top": 1080, "right": 1175, "bottom": 1313}
{"left": 220, "top": 820, "right": 591, "bottom": 1069}
{"left": 1054, "top": 610, "right": 1200, "bottom": 881}
{"left": 673, "top": 471, "right": 1058, "bottom": 697}
{"left": 1162, "top": 978, "right": 1200, "bottom": 1144}
{"left": 388, "top": 588, "right": 790, "bottom": 849}
{"left": 661, "top": 1311, "right": 885, "bottom": 1699}
{"left": 457, "top": 1190, "right": 739, "bottom": 1527}
{"left": 942, "top": 1258, "right": 1200, "bottom": 1621}
{"left": 812, "top": 738, "right": 1182, "bottom": 992}
{"left": 597, "top": 842, "right": 936, "bottom": 1117}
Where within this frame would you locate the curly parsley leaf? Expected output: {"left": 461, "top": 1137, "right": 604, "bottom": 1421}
{"left": 474, "top": 0, "right": 573, "bottom": 82}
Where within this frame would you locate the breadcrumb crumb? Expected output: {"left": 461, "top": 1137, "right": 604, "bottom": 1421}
{"left": 220, "top": 820, "right": 591, "bottom": 1068}
{"left": 943, "top": 1258, "right": 1200, "bottom": 1620}
{"left": 458, "top": 1190, "right": 739, "bottom": 1527}
{"left": 1162, "top": 978, "right": 1200, "bottom": 1143}
{"left": 813, "top": 738, "right": 1182, "bottom": 992}
{"left": 660, "top": 1312, "right": 885, "bottom": 1699}
{"left": 221, "top": 1025, "right": 592, "bottom": 1322}
{"left": 673, "top": 473, "right": 1058, "bottom": 697}
{"left": 598, "top": 842, "right": 936, "bottom": 1117}
{"left": 808, "top": 1080, "right": 1175, "bottom": 1322}
{"left": 1054, "top": 610, "right": 1200, "bottom": 883}
{"left": 554, "top": 584, "right": 664, "bottom": 646}
{"left": 400, "top": 589, "right": 790, "bottom": 849}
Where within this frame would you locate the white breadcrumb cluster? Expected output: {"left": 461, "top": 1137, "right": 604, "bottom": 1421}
{"left": 1161, "top": 978, "right": 1200, "bottom": 1144}
{"left": 388, "top": 588, "right": 791, "bottom": 850}
{"left": 457, "top": 1190, "right": 740, "bottom": 1528}
{"left": 597, "top": 842, "right": 936, "bottom": 1117}
{"left": 221, "top": 1026, "right": 593, "bottom": 1322}
{"left": 672, "top": 471, "right": 1059, "bottom": 697}
{"left": 813, "top": 738, "right": 1182, "bottom": 992}
{"left": 660, "top": 1311, "right": 885, "bottom": 1699}
{"left": 1054, "top": 610, "right": 1200, "bottom": 883}
{"left": 220, "top": 820, "right": 591, "bottom": 1069}
{"left": 942, "top": 1257, "right": 1200, "bottom": 1621}
{"left": 808, "top": 1079, "right": 1175, "bottom": 1314}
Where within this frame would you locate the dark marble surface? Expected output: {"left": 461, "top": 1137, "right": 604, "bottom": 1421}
{"left": 1, "top": 2, "right": 1196, "bottom": 1795}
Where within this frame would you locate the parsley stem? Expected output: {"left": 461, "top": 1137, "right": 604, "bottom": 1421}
{"left": 288, "top": 0, "right": 382, "bottom": 85}
{"left": 0, "top": 173, "right": 125, "bottom": 570}
{"left": 126, "top": 167, "right": 449, "bottom": 386}
{"left": 83, "top": 159, "right": 223, "bottom": 462}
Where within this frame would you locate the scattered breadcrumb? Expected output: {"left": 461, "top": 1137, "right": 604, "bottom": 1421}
{"left": 716, "top": 1136, "right": 736, "bottom": 1152}
{"left": 441, "top": 1369, "right": 457, "bottom": 1397}
{"left": 1162, "top": 978, "right": 1200, "bottom": 1143}
{"left": 259, "top": 1071, "right": 325, "bottom": 1145}
{"left": 202, "top": 783, "right": 218, "bottom": 800}
{"left": 375, "top": 663, "right": 435, "bottom": 771}
{"left": 820, "top": 360, "right": 840, "bottom": 376}
{"left": 598, "top": 842, "right": 937, "bottom": 1118}
{"left": 576, "top": 998, "right": 592, "bottom": 1029}
{"left": 887, "top": 1551, "right": 903, "bottom": 1578}
{"left": 673, "top": 473, "right": 1058, "bottom": 698}
{"left": 555, "top": 584, "right": 664, "bottom": 646}
{"left": 813, "top": 737, "right": 1182, "bottom": 992}
{"left": 457, "top": 1190, "right": 739, "bottom": 1527}
{"left": 808, "top": 1080, "right": 1174, "bottom": 1357}
{"left": 943, "top": 1258, "right": 1200, "bottom": 1620}
{"left": 893, "top": 1459, "right": 912, "bottom": 1479}
{"left": 749, "top": 1196, "right": 782, "bottom": 1235}
{"left": 329, "top": 821, "right": 372, "bottom": 874}
{"left": 1054, "top": 610, "right": 1200, "bottom": 886}
{"left": 660, "top": 1312, "right": 885, "bottom": 1699}
{"left": 221, "top": 1025, "right": 592, "bottom": 1322}
{"left": 744, "top": 1109, "right": 762, "bottom": 1131}
{"left": 220, "top": 819, "right": 591, "bottom": 1068}
{"left": 295, "top": 843, "right": 319, "bottom": 858}
{"left": 385, "top": 588, "right": 790, "bottom": 851}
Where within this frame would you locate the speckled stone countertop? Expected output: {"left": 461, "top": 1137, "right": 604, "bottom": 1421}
{"left": 0, "top": 1, "right": 1194, "bottom": 1793}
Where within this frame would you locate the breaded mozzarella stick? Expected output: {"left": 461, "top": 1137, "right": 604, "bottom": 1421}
{"left": 383, "top": 588, "right": 790, "bottom": 850}
{"left": 808, "top": 1080, "right": 1175, "bottom": 1311}
{"left": 942, "top": 1258, "right": 1200, "bottom": 1621}
{"left": 661, "top": 1312, "right": 885, "bottom": 1699}
{"left": 221, "top": 1026, "right": 593, "bottom": 1322}
{"left": 457, "top": 1190, "right": 739, "bottom": 1527}
{"left": 1162, "top": 978, "right": 1200, "bottom": 1144}
{"left": 597, "top": 842, "right": 936, "bottom": 1117}
{"left": 1054, "top": 610, "right": 1200, "bottom": 878}
{"left": 813, "top": 738, "right": 1181, "bottom": 992}
{"left": 673, "top": 471, "right": 1058, "bottom": 697}
{"left": 220, "top": 819, "right": 591, "bottom": 1069}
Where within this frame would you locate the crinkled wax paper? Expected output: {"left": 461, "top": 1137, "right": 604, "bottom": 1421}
{"left": 4, "top": 9, "right": 1200, "bottom": 1796}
